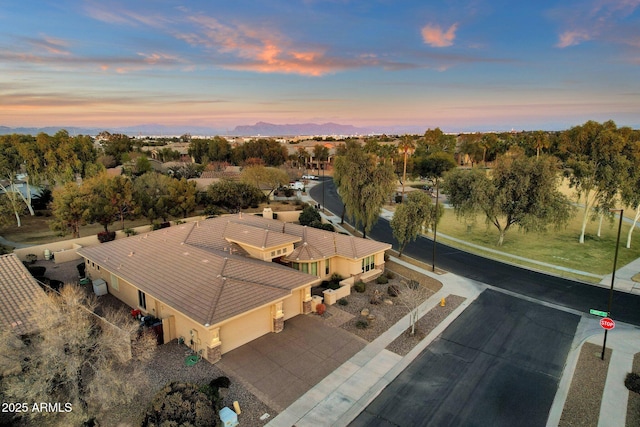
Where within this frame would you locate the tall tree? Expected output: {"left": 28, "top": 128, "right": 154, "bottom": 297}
{"left": 133, "top": 172, "right": 173, "bottom": 223}
{"left": 167, "top": 177, "right": 197, "bottom": 218}
{"left": 334, "top": 142, "right": 396, "bottom": 238}
{"left": 443, "top": 154, "right": 573, "bottom": 246}
{"left": 85, "top": 174, "right": 137, "bottom": 231}
{"left": 313, "top": 144, "right": 330, "bottom": 172}
{"left": 390, "top": 191, "right": 435, "bottom": 257}
{"left": 240, "top": 165, "right": 289, "bottom": 204}
{"left": 621, "top": 129, "right": 640, "bottom": 248}
{"left": 399, "top": 135, "right": 416, "bottom": 200}
{"left": 206, "top": 180, "right": 265, "bottom": 213}
{"left": 560, "top": 120, "right": 628, "bottom": 243}
{"left": 0, "top": 285, "right": 156, "bottom": 426}
{"left": 49, "top": 182, "right": 90, "bottom": 238}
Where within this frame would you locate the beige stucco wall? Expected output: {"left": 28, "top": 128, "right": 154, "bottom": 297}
{"left": 273, "top": 210, "right": 302, "bottom": 222}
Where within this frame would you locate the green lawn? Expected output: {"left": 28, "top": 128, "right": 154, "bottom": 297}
{"left": 433, "top": 209, "right": 640, "bottom": 282}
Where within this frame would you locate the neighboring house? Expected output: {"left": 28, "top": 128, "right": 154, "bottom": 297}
{"left": 0, "top": 174, "right": 44, "bottom": 200}
{"left": 77, "top": 214, "right": 390, "bottom": 363}
{"left": 0, "top": 254, "right": 48, "bottom": 337}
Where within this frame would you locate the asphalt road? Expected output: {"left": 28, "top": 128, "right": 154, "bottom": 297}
{"left": 349, "top": 290, "right": 581, "bottom": 427}
{"left": 310, "top": 178, "right": 640, "bottom": 327}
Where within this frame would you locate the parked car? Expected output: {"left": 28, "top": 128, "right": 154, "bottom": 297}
{"left": 290, "top": 181, "right": 305, "bottom": 190}
{"left": 302, "top": 175, "right": 318, "bottom": 180}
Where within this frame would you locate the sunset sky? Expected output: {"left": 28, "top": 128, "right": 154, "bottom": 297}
{"left": 1, "top": 0, "right": 639, "bottom": 133}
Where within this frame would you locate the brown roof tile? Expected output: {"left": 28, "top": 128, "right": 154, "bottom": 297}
{"left": 0, "top": 254, "right": 47, "bottom": 335}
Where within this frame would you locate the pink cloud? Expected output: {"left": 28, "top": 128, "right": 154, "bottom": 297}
{"left": 421, "top": 23, "right": 458, "bottom": 48}
{"left": 176, "top": 15, "right": 367, "bottom": 76}
{"left": 556, "top": 30, "right": 592, "bottom": 47}
{"left": 554, "top": 0, "right": 640, "bottom": 47}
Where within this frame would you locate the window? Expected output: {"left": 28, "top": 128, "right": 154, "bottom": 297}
{"left": 110, "top": 273, "right": 119, "bottom": 291}
{"left": 138, "top": 290, "right": 147, "bottom": 310}
{"left": 362, "top": 255, "right": 375, "bottom": 273}
{"left": 310, "top": 261, "right": 318, "bottom": 276}
{"left": 271, "top": 251, "right": 276, "bottom": 257}
{"left": 301, "top": 263, "right": 309, "bottom": 274}
{"left": 325, "top": 259, "right": 330, "bottom": 275}
{"left": 292, "top": 262, "right": 299, "bottom": 270}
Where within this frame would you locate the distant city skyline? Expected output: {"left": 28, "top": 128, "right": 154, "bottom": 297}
{"left": 1, "top": 1, "right": 639, "bottom": 133}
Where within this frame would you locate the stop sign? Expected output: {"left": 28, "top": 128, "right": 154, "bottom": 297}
{"left": 600, "top": 317, "right": 615, "bottom": 330}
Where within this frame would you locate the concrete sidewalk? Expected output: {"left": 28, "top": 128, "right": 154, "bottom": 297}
{"left": 266, "top": 259, "right": 486, "bottom": 427}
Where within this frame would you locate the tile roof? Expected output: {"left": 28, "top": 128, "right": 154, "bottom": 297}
{"left": 77, "top": 221, "right": 319, "bottom": 327}
{"left": 223, "top": 221, "right": 301, "bottom": 249}
{"left": 0, "top": 254, "right": 47, "bottom": 335}
{"left": 77, "top": 214, "right": 390, "bottom": 327}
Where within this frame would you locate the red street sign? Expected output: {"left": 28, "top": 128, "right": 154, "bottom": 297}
{"left": 600, "top": 317, "right": 615, "bottom": 330}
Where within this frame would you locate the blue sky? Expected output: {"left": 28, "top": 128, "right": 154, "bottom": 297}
{"left": 1, "top": 0, "right": 639, "bottom": 132}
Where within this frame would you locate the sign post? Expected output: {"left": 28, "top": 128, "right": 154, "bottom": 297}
{"left": 601, "top": 209, "right": 623, "bottom": 361}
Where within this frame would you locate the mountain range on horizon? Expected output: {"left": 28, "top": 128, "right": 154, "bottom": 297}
{"left": 0, "top": 122, "right": 435, "bottom": 137}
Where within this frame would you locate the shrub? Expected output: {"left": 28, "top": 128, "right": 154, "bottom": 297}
{"left": 316, "top": 303, "right": 326, "bottom": 315}
{"left": 376, "top": 275, "right": 389, "bottom": 284}
{"left": 210, "top": 376, "right": 231, "bottom": 389}
{"left": 327, "top": 281, "right": 341, "bottom": 290}
{"left": 625, "top": 372, "right": 640, "bottom": 394}
{"left": 354, "top": 281, "right": 366, "bottom": 293}
{"left": 141, "top": 382, "right": 216, "bottom": 427}
{"left": 385, "top": 270, "right": 395, "bottom": 279}
{"left": 395, "top": 195, "right": 403, "bottom": 203}
{"left": 77, "top": 262, "right": 86, "bottom": 278}
{"left": 355, "top": 319, "right": 369, "bottom": 329}
{"left": 387, "top": 284, "right": 400, "bottom": 297}
{"left": 97, "top": 231, "right": 116, "bottom": 243}
{"left": 330, "top": 273, "right": 344, "bottom": 283}
{"left": 338, "top": 298, "right": 349, "bottom": 306}
{"left": 27, "top": 266, "right": 47, "bottom": 277}
{"left": 124, "top": 228, "right": 137, "bottom": 237}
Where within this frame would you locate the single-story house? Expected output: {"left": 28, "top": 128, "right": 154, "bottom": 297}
{"left": 77, "top": 214, "right": 390, "bottom": 363}
{"left": 0, "top": 254, "right": 48, "bottom": 337}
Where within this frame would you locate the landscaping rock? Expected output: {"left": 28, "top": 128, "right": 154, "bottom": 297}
{"left": 360, "top": 308, "right": 370, "bottom": 316}
{"left": 384, "top": 299, "right": 393, "bottom": 305}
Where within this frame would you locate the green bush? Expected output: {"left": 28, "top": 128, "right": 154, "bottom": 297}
{"left": 355, "top": 319, "right": 369, "bottom": 329}
{"left": 330, "top": 273, "right": 343, "bottom": 282}
{"left": 625, "top": 372, "right": 640, "bottom": 394}
{"left": 338, "top": 298, "right": 349, "bottom": 306}
{"left": 327, "top": 281, "right": 341, "bottom": 290}
{"left": 354, "top": 281, "right": 366, "bottom": 293}
{"left": 376, "top": 275, "right": 389, "bottom": 284}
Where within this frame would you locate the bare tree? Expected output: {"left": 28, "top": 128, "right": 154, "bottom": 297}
{"left": 0, "top": 285, "right": 156, "bottom": 426}
{"left": 396, "top": 280, "right": 431, "bottom": 336}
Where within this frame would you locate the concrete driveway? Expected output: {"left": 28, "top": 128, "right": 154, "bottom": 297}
{"left": 216, "top": 313, "right": 367, "bottom": 412}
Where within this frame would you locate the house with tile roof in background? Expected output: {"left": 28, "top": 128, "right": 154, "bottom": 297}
{"left": 0, "top": 254, "right": 48, "bottom": 338}
{"left": 77, "top": 213, "right": 390, "bottom": 363}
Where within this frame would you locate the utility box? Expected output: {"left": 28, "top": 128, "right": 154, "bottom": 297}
{"left": 92, "top": 279, "right": 108, "bottom": 296}
{"left": 219, "top": 407, "right": 239, "bottom": 427}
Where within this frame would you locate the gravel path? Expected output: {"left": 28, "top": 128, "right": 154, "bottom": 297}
{"left": 560, "top": 342, "right": 611, "bottom": 426}
{"left": 386, "top": 294, "right": 465, "bottom": 356}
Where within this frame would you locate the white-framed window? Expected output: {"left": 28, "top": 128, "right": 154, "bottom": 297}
{"left": 110, "top": 273, "right": 119, "bottom": 291}
{"left": 362, "top": 255, "right": 375, "bottom": 272}
{"left": 325, "top": 259, "right": 330, "bottom": 275}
